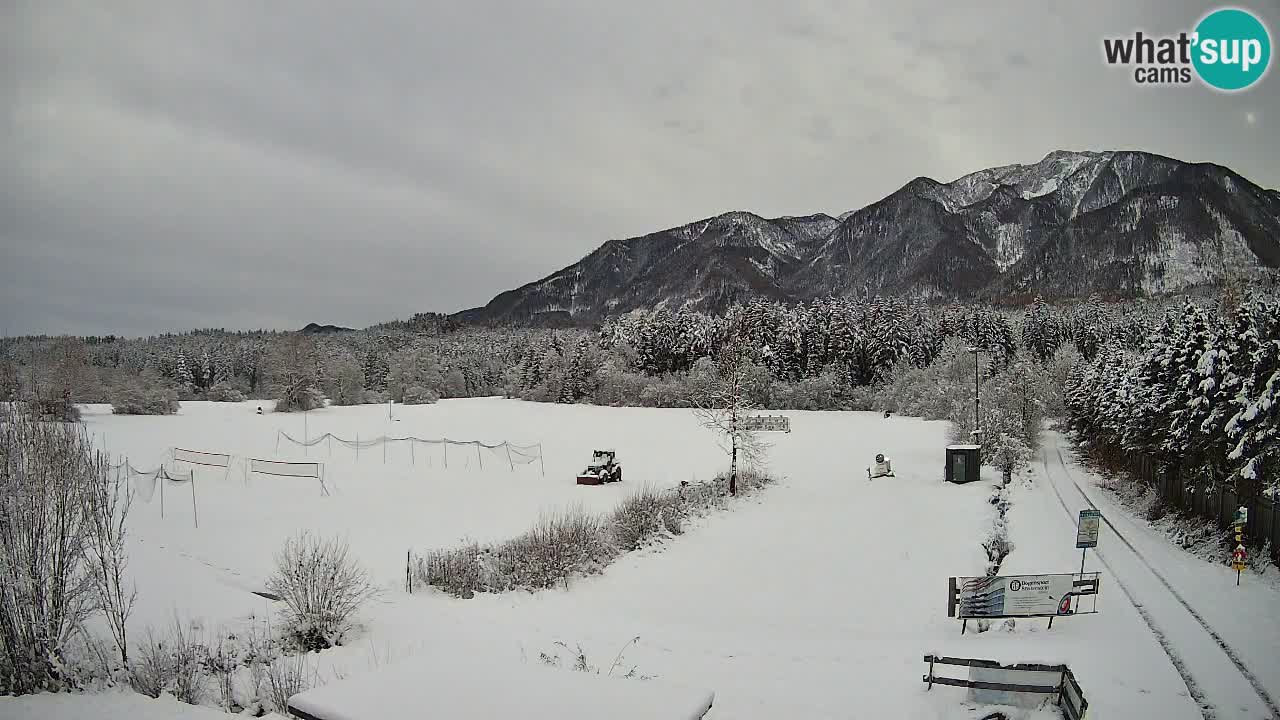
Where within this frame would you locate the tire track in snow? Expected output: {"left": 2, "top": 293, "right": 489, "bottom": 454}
{"left": 1039, "top": 451, "right": 1213, "bottom": 719}
{"left": 1048, "top": 445, "right": 1280, "bottom": 720}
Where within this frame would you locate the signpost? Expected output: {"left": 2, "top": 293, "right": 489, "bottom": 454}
{"left": 1232, "top": 506, "right": 1248, "bottom": 586}
{"left": 1075, "top": 509, "right": 1102, "bottom": 574}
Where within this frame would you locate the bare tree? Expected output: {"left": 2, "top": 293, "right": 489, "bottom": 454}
{"left": 0, "top": 359, "right": 17, "bottom": 402}
{"left": 0, "top": 405, "right": 99, "bottom": 692}
{"left": 692, "top": 325, "right": 767, "bottom": 496}
{"left": 84, "top": 465, "right": 136, "bottom": 664}
{"left": 265, "top": 334, "right": 323, "bottom": 412}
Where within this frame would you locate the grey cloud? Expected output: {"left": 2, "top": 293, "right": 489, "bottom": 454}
{"left": 2, "top": 0, "right": 1278, "bottom": 337}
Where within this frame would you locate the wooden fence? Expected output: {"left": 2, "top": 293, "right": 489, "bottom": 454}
{"left": 1124, "top": 453, "right": 1279, "bottom": 563}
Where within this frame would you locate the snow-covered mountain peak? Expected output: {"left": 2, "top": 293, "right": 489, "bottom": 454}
{"left": 457, "top": 150, "right": 1280, "bottom": 324}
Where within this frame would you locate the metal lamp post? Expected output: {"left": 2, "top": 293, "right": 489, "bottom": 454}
{"left": 967, "top": 346, "right": 983, "bottom": 444}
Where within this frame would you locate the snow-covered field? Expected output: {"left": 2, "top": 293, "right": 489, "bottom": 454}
{"left": 4, "top": 400, "right": 1278, "bottom": 719}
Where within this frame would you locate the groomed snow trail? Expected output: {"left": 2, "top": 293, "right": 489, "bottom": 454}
{"left": 1040, "top": 432, "right": 1279, "bottom": 720}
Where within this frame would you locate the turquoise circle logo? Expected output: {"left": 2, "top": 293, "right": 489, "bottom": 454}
{"left": 1192, "top": 8, "right": 1271, "bottom": 91}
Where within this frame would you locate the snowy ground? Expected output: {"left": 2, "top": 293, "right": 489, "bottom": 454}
{"left": 1030, "top": 433, "right": 1280, "bottom": 719}
{"left": 5, "top": 401, "right": 1280, "bottom": 718}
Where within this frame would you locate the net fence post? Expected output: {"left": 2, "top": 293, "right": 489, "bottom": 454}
{"left": 538, "top": 444, "right": 545, "bottom": 476}
{"left": 356, "top": 432, "right": 360, "bottom": 463}
{"left": 411, "top": 439, "right": 415, "bottom": 465}
{"left": 191, "top": 471, "right": 199, "bottom": 529}
{"left": 444, "top": 440, "right": 448, "bottom": 468}
{"left": 505, "top": 443, "right": 514, "bottom": 472}
{"left": 476, "top": 442, "right": 483, "bottom": 469}
{"left": 159, "top": 468, "right": 165, "bottom": 519}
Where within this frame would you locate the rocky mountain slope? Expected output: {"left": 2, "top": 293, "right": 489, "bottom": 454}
{"left": 458, "top": 150, "right": 1280, "bottom": 323}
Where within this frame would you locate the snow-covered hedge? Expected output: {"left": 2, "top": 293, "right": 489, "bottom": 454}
{"left": 414, "top": 469, "right": 774, "bottom": 598}
{"left": 401, "top": 385, "right": 439, "bottom": 405}
{"left": 111, "top": 384, "right": 180, "bottom": 415}
{"left": 206, "top": 381, "right": 247, "bottom": 403}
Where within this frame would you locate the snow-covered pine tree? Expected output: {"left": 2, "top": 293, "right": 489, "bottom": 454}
{"left": 174, "top": 349, "right": 195, "bottom": 396}
{"left": 1163, "top": 301, "right": 1217, "bottom": 474}
{"left": 1022, "top": 297, "right": 1061, "bottom": 363}
{"left": 1225, "top": 295, "right": 1280, "bottom": 494}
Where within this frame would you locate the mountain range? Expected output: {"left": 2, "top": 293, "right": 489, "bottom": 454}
{"left": 457, "top": 150, "right": 1280, "bottom": 324}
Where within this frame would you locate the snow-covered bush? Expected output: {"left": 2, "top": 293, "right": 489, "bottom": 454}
{"left": 986, "top": 430, "right": 1032, "bottom": 485}
{"left": 128, "top": 620, "right": 206, "bottom": 704}
{"left": 274, "top": 385, "right": 325, "bottom": 413}
{"left": 110, "top": 382, "right": 180, "bottom": 415}
{"left": 23, "top": 392, "right": 81, "bottom": 422}
{"left": 501, "top": 508, "right": 615, "bottom": 590}
{"left": 386, "top": 349, "right": 443, "bottom": 403}
{"left": 322, "top": 358, "right": 365, "bottom": 406}
{"left": 876, "top": 338, "right": 979, "bottom": 420}
{"left": 206, "top": 381, "right": 247, "bottom": 403}
{"left": 265, "top": 653, "right": 315, "bottom": 714}
{"left": 0, "top": 405, "right": 124, "bottom": 694}
{"left": 401, "top": 385, "right": 439, "bottom": 405}
{"left": 610, "top": 485, "right": 683, "bottom": 551}
{"left": 128, "top": 631, "right": 172, "bottom": 698}
{"left": 265, "top": 334, "right": 324, "bottom": 413}
{"left": 414, "top": 469, "right": 775, "bottom": 598}
{"left": 266, "top": 533, "right": 378, "bottom": 652}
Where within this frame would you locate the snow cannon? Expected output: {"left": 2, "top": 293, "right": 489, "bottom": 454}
{"left": 867, "top": 453, "right": 895, "bottom": 480}
{"left": 576, "top": 449, "right": 622, "bottom": 485}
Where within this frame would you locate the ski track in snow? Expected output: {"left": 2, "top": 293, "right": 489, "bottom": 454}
{"left": 1041, "top": 436, "right": 1279, "bottom": 720}
{"left": 1039, "top": 449, "right": 1214, "bottom": 718}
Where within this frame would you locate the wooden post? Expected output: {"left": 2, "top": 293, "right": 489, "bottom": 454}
{"left": 407, "top": 550, "right": 413, "bottom": 594}
{"left": 927, "top": 656, "right": 936, "bottom": 690}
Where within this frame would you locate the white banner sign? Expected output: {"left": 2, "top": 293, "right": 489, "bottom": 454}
{"left": 743, "top": 415, "right": 791, "bottom": 433}
{"left": 249, "top": 459, "right": 322, "bottom": 478}
{"left": 174, "top": 448, "right": 232, "bottom": 468}
{"left": 955, "top": 574, "right": 1077, "bottom": 618}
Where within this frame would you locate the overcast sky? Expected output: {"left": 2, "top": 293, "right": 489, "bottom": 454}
{"left": 3, "top": 1, "right": 1278, "bottom": 337}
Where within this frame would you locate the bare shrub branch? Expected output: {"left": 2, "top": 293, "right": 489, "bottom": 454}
{"left": 266, "top": 533, "right": 379, "bottom": 652}
{"left": 0, "top": 405, "right": 102, "bottom": 692}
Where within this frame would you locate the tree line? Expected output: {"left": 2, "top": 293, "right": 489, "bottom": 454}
{"left": 1, "top": 295, "right": 1167, "bottom": 418}
{"left": 1066, "top": 292, "right": 1280, "bottom": 499}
